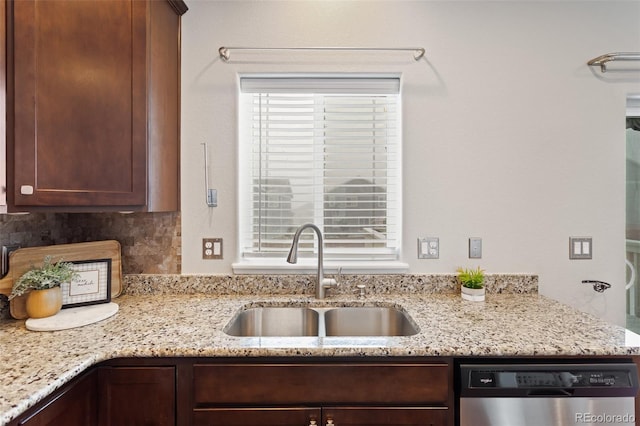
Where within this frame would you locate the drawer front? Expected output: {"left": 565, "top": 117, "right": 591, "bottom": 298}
{"left": 193, "top": 363, "right": 449, "bottom": 405}
{"left": 324, "top": 406, "right": 449, "bottom": 426}
{"left": 193, "top": 407, "right": 321, "bottom": 426}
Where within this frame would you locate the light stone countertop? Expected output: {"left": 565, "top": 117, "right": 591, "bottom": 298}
{"left": 0, "top": 275, "right": 639, "bottom": 425}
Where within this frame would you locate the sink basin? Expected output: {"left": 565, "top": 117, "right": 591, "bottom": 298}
{"left": 225, "top": 305, "right": 418, "bottom": 337}
{"left": 324, "top": 307, "right": 419, "bottom": 337}
{"left": 224, "top": 307, "right": 319, "bottom": 337}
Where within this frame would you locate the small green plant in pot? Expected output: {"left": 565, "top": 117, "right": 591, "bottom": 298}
{"left": 456, "top": 266, "right": 485, "bottom": 302}
{"left": 10, "top": 256, "right": 78, "bottom": 318}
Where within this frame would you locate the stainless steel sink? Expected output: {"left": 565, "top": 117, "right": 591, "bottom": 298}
{"left": 224, "top": 305, "right": 418, "bottom": 337}
{"left": 324, "top": 307, "right": 419, "bottom": 337}
{"left": 224, "top": 307, "right": 319, "bottom": 337}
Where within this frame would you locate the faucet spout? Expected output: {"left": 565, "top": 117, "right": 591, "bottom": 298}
{"left": 287, "top": 223, "right": 337, "bottom": 299}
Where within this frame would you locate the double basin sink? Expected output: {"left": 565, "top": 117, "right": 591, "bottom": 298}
{"left": 225, "top": 305, "right": 419, "bottom": 337}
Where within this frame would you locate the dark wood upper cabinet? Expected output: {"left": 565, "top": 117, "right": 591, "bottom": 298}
{"left": 6, "top": 0, "right": 186, "bottom": 212}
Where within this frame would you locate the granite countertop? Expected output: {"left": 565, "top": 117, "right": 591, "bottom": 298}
{"left": 1, "top": 274, "right": 639, "bottom": 425}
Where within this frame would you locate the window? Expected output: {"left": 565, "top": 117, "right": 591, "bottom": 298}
{"left": 238, "top": 75, "right": 401, "bottom": 263}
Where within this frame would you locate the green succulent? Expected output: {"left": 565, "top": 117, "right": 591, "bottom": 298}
{"left": 456, "top": 266, "right": 485, "bottom": 289}
{"left": 9, "top": 256, "right": 79, "bottom": 300}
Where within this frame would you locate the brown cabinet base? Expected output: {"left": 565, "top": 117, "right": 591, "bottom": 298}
{"left": 98, "top": 366, "right": 176, "bottom": 426}
{"left": 11, "top": 369, "right": 97, "bottom": 426}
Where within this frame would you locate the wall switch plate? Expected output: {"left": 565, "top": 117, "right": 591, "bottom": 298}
{"left": 569, "top": 236, "right": 592, "bottom": 259}
{"left": 202, "top": 238, "right": 223, "bottom": 259}
{"left": 469, "top": 237, "right": 482, "bottom": 259}
{"left": 418, "top": 237, "right": 439, "bottom": 259}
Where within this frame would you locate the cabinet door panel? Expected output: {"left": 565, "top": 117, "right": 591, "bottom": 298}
{"left": 18, "top": 370, "right": 97, "bottom": 426}
{"left": 11, "top": 0, "right": 147, "bottom": 207}
{"left": 194, "top": 363, "right": 449, "bottom": 405}
{"left": 98, "top": 366, "right": 175, "bottom": 426}
{"left": 193, "top": 407, "right": 321, "bottom": 426}
{"left": 324, "top": 407, "right": 449, "bottom": 426}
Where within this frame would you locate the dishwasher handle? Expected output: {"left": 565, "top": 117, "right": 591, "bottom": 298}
{"left": 526, "top": 389, "right": 575, "bottom": 397}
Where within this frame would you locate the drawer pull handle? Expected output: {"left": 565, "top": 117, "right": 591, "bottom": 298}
{"left": 20, "top": 185, "right": 34, "bottom": 195}
{"left": 326, "top": 420, "right": 334, "bottom": 426}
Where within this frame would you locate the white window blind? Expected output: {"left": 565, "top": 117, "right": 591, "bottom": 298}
{"left": 239, "top": 75, "right": 401, "bottom": 261}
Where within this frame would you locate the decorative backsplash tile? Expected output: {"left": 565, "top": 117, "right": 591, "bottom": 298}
{"left": 0, "top": 212, "right": 181, "bottom": 274}
{"left": 0, "top": 212, "right": 181, "bottom": 319}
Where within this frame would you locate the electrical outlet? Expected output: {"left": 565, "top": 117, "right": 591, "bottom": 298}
{"left": 418, "top": 237, "right": 439, "bottom": 259}
{"left": 202, "top": 238, "right": 222, "bottom": 259}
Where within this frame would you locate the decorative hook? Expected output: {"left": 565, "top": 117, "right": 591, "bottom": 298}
{"left": 582, "top": 280, "right": 611, "bottom": 293}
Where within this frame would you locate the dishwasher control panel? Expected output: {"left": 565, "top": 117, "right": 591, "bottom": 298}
{"left": 470, "top": 369, "right": 630, "bottom": 388}
{"left": 461, "top": 362, "right": 639, "bottom": 397}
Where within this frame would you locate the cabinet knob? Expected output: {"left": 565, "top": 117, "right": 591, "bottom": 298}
{"left": 20, "top": 185, "right": 34, "bottom": 195}
{"left": 326, "top": 420, "right": 335, "bottom": 426}
{"left": 308, "top": 420, "right": 317, "bottom": 426}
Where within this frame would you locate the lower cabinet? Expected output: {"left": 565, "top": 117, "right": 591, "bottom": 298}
{"left": 10, "top": 358, "right": 453, "bottom": 426}
{"left": 97, "top": 366, "right": 176, "bottom": 426}
{"left": 191, "top": 360, "right": 453, "bottom": 426}
{"left": 15, "top": 369, "right": 98, "bottom": 426}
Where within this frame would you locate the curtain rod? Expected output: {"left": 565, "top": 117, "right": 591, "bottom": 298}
{"left": 587, "top": 52, "right": 640, "bottom": 73}
{"left": 218, "top": 46, "right": 426, "bottom": 62}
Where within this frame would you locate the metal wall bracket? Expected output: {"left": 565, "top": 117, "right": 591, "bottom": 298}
{"left": 202, "top": 143, "right": 217, "bottom": 207}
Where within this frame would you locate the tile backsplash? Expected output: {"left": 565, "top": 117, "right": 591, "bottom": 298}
{"left": 0, "top": 211, "right": 181, "bottom": 319}
{"left": 0, "top": 212, "right": 181, "bottom": 274}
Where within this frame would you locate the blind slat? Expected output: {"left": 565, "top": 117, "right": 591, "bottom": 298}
{"left": 240, "top": 77, "right": 400, "bottom": 259}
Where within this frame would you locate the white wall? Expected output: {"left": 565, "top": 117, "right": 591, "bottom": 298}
{"left": 181, "top": 0, "right": 640, "bottom": 325}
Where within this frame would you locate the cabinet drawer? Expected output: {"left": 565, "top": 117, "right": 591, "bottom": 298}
{"left": 193, "top": 407, "right": 321, "bottom": 426}
{"left": 193, "top": 363, "right": 449, "bottom": 405}
{"left": 324, "top": 407, "right": 449, "bottom": 425}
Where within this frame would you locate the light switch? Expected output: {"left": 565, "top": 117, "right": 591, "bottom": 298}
{"left": 569, "top": 237, "right": 592, "bottom": 260}
{"left": 469, "top": 237, "right": 482, "bottom": 259}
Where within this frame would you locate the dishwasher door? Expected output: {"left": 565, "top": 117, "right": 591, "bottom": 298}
{"left": 460, "top": 396, "right": 635, "bottom": 426}
{"left": 459, "top": 363, "right": 638, "bottom": 426}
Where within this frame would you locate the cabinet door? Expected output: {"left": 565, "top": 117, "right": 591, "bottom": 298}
{"left": 193, "top": 408, "right": 321, "bottom": 426}
{"left": 18, "top": 370, "right": 97, "bottom": 426}
{"left": 323, "top": 407, "right": 449, "bottom": 426}
{"left": 10, "top": 0, "right": 148, "bottom": 208}
{"left": 98, "top": 366, "right": 175, "bottom": 426}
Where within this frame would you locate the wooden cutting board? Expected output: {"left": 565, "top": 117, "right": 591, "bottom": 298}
{"left": 0, "top": 240, "right": 122, "bottom": 319}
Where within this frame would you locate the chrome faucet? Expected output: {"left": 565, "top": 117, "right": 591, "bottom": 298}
{"left": 286, "top": 223, "right": 338, "bottom": 299}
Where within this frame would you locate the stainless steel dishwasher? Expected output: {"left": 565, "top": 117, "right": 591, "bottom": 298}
{"left": 459, "top": 362, "right": 638, "bottom": 426}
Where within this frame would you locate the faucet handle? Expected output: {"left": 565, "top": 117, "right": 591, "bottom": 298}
{"left": 322, "top": 277, "right": 338, "bottom": 289}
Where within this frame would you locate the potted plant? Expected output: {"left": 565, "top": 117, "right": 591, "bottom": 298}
{"left": 9, "top": 256, "right": 78, "bottom": 318}
{"left": 456, "top": 266, "right": 485, "bottom": 302}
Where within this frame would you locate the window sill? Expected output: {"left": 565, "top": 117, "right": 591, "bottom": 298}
{"left": 232, "top": 259, "right": 409, "bottom": 275}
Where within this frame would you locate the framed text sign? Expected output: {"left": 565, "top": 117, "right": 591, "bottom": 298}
{"left": 61, "top": 258, "right": 112, "bottom": 308}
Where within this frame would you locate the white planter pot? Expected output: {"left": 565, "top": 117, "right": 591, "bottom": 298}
{"left": 461, "top": 286, "right": 485, "bottom": 302}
